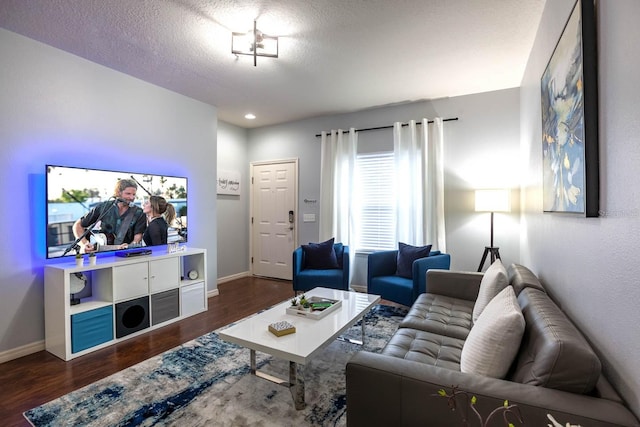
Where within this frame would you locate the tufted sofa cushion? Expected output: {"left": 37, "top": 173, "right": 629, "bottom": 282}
{"left": 381, "top": 328, "right": 464, "bottom": 371}
{"left": 510, "top": 287, "right": 602, "bottom": 394}
{"left": 399, "top": 293, "right": 474, "bottom": 340}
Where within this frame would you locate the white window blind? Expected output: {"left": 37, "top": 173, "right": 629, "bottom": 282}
{"left": 355, "top": 152, "right": 396, "bottom": 251}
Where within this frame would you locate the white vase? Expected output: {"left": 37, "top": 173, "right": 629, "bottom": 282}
{"left": 89, "top": 256, "right": 96, "bottom": 266}
{"left": 75, "top": 257, "right": 84, "bottom": 267}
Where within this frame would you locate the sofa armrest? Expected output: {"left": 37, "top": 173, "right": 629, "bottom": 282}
{"left": 292, "top": 247, "right": 303, "bottom": 290}
{"left": 412, "top": 253, "right": 451, "bottom": 297}
{"left": 346, "top": 352, "right": 639, "bottom": 427}
{"left": 424, "top": 269, "right": 483, "bottom": 302}
{"left": 342, "top": 245, "right": 350, "bottom": 289}
{"left": 293, "top": 247, "right": 304, "bottom": 274}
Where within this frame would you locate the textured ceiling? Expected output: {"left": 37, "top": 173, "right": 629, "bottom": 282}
{"left": 0, "top": 0, "right": 546, "bottom": 128}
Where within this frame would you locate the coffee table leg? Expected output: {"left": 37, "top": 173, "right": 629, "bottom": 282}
{"left": 290, "top": 361, "right": 306, "bottom": 410}
{"left": 250, "top": 349, "right": 257, "bottom": 374}
{"left": 249, "top": 350, "right": 306, "bottom": 410}
{"left": 337, "top": 318, "right": 366, "bottom": 346}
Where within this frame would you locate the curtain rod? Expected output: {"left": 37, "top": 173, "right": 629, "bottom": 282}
{"left": 314, "top": 117, "right": 458, "bottom": 138}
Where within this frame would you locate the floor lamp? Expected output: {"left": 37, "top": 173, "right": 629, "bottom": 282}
{"left": 475, "top": 189, "right": 510, "bottom": 272}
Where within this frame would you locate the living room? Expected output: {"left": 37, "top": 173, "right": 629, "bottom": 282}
{"left": 1, "top": 0, "right": 639, "bottom": 424}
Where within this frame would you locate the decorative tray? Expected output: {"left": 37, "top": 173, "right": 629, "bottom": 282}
{"left": 286, "top": 297, "right": 342, "bottom": 320}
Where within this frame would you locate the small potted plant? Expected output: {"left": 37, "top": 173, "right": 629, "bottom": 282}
{"left": 299, "top": 295, "right": 311, "bottom": 311}
{"left": 88, "top": 252, "right": 97, "bottom": 266}
{"left": 75, "top": 252, "right": 84, "bottom": 267}
{"left": 291, "top": 297, "right": 298, "bottom": 307}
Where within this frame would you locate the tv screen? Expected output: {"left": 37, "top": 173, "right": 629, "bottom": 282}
{"left": 46, "top": 165, "right": 187, "bottom": 259}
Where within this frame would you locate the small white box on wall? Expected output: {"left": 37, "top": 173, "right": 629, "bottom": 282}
{"left": 217, "top": 170, "right": 241, "bottom": 195}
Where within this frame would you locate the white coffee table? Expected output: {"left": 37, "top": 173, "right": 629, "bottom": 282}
{"left": 218, "top": 287, "right": 381, "bottom": 409}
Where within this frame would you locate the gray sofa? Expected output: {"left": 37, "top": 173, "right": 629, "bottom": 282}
{"left": 346, "top": 264, "right": 640, "bottom": 426}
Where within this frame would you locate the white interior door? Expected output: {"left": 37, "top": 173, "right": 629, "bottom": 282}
{"left": 250, "top": 160, "right": 297, "bottom": 280}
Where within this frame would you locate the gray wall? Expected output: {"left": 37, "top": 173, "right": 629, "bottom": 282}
{"left": 520, "top": 0, "right": 640, "bottom": 418}
{"left": 246, "top": 89, "right": 522, "bottom": 285}
{"left": 216, "top": 121, "right": 249, "bottom": 280}
{"left": 0, "top": 29, "right": 218, "bottom": 356}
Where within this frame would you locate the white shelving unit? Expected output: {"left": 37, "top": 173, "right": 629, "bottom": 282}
{"left": 44, "top": 247, "right": 207, "bottom": 361}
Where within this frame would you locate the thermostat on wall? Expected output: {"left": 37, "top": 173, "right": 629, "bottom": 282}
{"left": 188, "top": 270, "right": 199, "bottom": 280}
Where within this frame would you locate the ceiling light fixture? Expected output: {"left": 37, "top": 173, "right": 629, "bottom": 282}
{"left": 244, "top": 113, "right": 256, "bottom": 120}
{"left": 231, "top": 20, "right": 278, "bottom": 67}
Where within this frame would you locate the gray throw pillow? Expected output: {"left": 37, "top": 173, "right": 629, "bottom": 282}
{"left": 461, "top": 286, "right": 525, "bottom": 378}
{"left": 472, "top": 259, "right": 508, "bottom": 323}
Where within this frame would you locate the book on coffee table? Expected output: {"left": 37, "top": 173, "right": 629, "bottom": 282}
{"left": 268, "top": 320, "right": 296, "bottom": 337}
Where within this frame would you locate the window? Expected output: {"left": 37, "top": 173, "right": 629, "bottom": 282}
{"left": 355, "top": 152, "right": 396, "bottom": 251}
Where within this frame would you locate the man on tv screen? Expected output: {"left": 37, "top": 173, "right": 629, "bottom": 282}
{"left": 72, "top": 178, "right": 146, "bottom": 252}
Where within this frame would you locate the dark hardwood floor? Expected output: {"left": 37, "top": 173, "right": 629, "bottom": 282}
{"left": 0, "top": 276, "right": 297, "bottom": 426}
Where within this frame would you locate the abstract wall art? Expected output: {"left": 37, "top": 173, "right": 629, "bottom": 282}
{"left": 541, "top": 0, "right": 599, "bottom": 216}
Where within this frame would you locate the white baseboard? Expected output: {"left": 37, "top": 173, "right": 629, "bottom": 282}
{"left": 350, "top": 284, "right": 367, "bottom": 293}
{"left": 0, "top": 340, "right": 45, "bottom": 364}
{"left": 207, "top": 271, "right": 251, "bottom": 298}
{"left": 217, "top": 271, "right": 250, "bottom": 285}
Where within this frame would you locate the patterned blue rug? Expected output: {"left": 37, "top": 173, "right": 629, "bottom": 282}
{"left": 24, "top": 304, "right": 407, "bottom": 427}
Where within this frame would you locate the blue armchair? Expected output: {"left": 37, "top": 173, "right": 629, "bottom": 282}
{"left": 367, "top": 250, "right": 450, "bottom": 306}
{"left": 293, "top": 244, "right": 350, "bottom": 293}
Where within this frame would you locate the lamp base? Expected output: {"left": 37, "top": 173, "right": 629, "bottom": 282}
{"left": 477, "top": 246, "right": 501, "bottom": 272}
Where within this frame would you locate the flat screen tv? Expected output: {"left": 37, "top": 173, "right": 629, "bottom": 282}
{"left": 46, "top": 165, "right": 187, "bottom": 259}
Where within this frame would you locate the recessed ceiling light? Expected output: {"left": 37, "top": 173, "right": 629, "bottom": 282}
{"left": 245, "top": 113, "right": 256, "bottom": 120}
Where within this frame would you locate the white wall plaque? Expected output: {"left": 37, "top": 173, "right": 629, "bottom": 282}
{"left": 217, "top": 170, "right": 241, "bottom": 195}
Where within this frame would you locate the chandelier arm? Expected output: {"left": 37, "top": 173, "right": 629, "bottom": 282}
{"left": 253, "top": 20, "right": 257, "bottom": 66}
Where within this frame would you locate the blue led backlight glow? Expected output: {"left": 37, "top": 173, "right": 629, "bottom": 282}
{"left": 30, "top": 172, "right": 47, "bottom": 260}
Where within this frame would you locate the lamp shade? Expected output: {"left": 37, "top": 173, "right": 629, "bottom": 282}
{"left": 475, "top": 189, "right": 510, "bottom": 212}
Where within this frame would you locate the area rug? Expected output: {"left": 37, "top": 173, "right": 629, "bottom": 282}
{"left": 24, "top": 304, "right": 407, "bottom": 427}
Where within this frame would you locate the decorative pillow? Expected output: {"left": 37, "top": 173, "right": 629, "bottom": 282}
{"left": 461, "top": 286, "right": 525, "bottom": 378}
{"left": 472, "top": 259, "right": 509, "bottom": 323}
{"left": 302, "top": 238, "right": 339, "bottom": 269}
{"left": 395, "top": 242, "right": 432, "bottom": 279}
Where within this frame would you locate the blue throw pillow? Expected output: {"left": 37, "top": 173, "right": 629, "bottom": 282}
{"left": 396, "top": 242, "right": 432, "bottom": 279}
{"left": 302, "top": 238, "right": 339, "bottom": 269}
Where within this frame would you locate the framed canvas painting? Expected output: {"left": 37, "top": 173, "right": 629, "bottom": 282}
{"left": 541, "top": 0, "right": 599, "bottom": 216}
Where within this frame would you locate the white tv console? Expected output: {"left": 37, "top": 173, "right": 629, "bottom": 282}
{"left": 44, "top": 247, "right": 207, "bottom": 361}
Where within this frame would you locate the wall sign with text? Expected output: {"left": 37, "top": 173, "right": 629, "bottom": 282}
{"left": 217, "top": 170, "right": 241, "bottom": 195}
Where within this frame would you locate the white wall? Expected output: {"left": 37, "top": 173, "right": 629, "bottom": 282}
{"left": 0, "top": 29, "right": 218, "bottom": 357}
{"left": 216, "top": 121, "right": 249, "bottom": 280}
{"left": 247, "top": 89, "right": 522, "bottom": 284}
{"left": 520, "top": 0, "right": 640, "bottom": 418}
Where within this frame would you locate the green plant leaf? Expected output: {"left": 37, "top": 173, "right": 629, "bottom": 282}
{"left": 437, "top": 389, "right": 446, "bottom": 396}
{"left": 471, "top": 396, "right": 477, "bottom": 405}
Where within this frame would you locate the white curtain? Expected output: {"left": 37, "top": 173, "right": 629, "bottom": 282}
{"left": 319, "top": 128, "right": 358, "bottom": 245}
{"left": 393, "top": 118, "right": 446, "bottom": 251}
